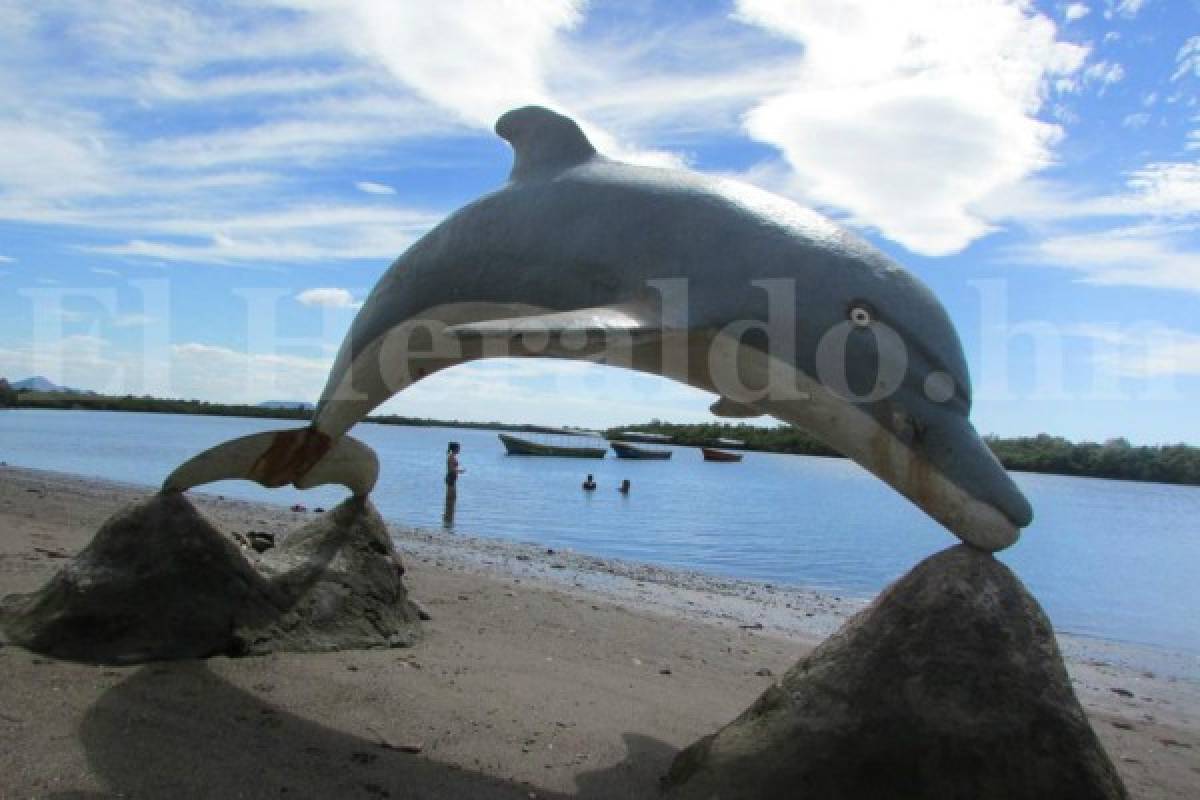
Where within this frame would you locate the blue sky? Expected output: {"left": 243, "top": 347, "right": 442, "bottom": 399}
{"left": 0, "top": 0, "right": 1197, "bottom": 444}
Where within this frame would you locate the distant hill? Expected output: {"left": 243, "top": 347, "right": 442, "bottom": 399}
{"left": 257, "top": 401, "right": 316, "bottom": 411}
{"left": 11, "top": 376, "right": 64, "bottom": 392}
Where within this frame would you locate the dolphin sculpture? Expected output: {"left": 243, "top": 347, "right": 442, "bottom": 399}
{"left": 165, "top": 106, "right": 1032, "bottom": 552}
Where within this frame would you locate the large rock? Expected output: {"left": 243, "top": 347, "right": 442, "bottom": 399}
{"left": 664, "top": 545, "right": 1128, "bottom": 800}
{"left": 0, "top": 493, "right": 421, "bottom": 663}
{"left": 235, "top": 496, "right": 422, "bottom": 655}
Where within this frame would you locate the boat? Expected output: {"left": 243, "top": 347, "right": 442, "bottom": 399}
{"left": 498, "top": 431, "right": 607, "bottom": 458}
{"left": 701, "top": 447, "right": 743, "bottom": 462}
{"left": 610, "top": 430, "right": 674, "bottom": 444}
{"left": 611, "top": 441, "right": 672, "bottom": 460}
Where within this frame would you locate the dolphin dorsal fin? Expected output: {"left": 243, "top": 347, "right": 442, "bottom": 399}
{"left": 495, "top": 106, "right": 598, "bottom": 181}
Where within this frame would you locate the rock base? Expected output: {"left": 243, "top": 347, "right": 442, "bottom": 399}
{"left": 0, "top": 492, "right": 421, "bottom": 664}
{"left": 663, "top": 545, "right": 1128, "bottom": 800}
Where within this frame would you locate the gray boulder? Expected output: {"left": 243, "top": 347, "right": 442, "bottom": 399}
{"left": 664, "top": 545, "right": 1128, "bottom": 800}
{"left": 235, "top": 495, "right": 421, "bottom": 655}
{"left": 0, "top": 493, "right": 421, "bottom": 663}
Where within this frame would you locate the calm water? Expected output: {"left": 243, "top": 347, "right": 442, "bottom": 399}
{"left": 2, "top": 409, "right": 1198, "bottom": 657}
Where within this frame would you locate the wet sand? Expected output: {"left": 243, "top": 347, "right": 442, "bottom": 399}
{"left": 1, "top": 465, "right": 1196, "bottom": 798}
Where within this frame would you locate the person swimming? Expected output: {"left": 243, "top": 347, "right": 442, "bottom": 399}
{"left": 582, "top": 474, "right": 597, "bottom": 490}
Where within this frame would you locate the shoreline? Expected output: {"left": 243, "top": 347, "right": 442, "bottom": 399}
{"left": 3, "top": 463, "right": 1196, "bottom": 678}
{"left": 1, "top": 465, "right": 1197, "bottom": 798}
{"left": 6, "top": 404, "right": 1200, "bottom": 489}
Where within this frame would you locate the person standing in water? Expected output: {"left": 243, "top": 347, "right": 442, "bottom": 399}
{"left": 445, "top": 442, "right": 464, "bottom": 489}
{"left": 582, "top": 474, "right": 597, "bottom": 490}
{"left": 444, "top": 442, "right": 464, "bottom": 528}
{"left": 618, "top": 479, "right": 631, "bottom": 494}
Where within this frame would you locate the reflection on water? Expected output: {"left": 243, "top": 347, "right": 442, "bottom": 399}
{"left": 1, "top": 409, "right": 1198, "bottom": 656}
{"left": 442, "top": 485, "right": 457, "bottom": 530}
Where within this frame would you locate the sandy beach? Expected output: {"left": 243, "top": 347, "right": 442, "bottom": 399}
{"left": 0, "top": 465, "right": 1196, "bottom": 798}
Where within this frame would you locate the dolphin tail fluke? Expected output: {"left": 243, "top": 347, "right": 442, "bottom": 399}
{"left": 162, "top": 427, "right": 379, "bottom": 497}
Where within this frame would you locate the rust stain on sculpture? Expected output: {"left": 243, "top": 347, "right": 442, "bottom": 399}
{"left": 249, "top": 428, "right": 333, "bottom": 488}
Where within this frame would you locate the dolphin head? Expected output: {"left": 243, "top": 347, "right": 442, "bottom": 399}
{"left": 776, "top": 239, "right": 1033, "bottom": 551}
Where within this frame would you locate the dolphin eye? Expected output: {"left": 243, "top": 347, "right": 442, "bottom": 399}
{"left": 848, "top": 304, "right": 872, "bottom": 328}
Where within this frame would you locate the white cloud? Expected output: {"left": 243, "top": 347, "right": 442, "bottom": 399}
{"left": 75, "top": 205, "right": 439, "bottom": 264}
{"left": 1067, "top": 323, "right": 1200, "bottom": 378}
{"left": 733, "top": 0, "right": 1087, "bottom": 256}
{"left": 140, "top": 68, "right": 369, "bottom": 102}
{"left": 0, "top": 3, "right": 460, "bottom": 266}
{"left": 1122, "top": 112, "right": 1151, "bottom": 129}
{"left": 113, "top": 313, "right": 154, "bottom": 328}
{"left": 1065, "top": 3, "right": 1091, "bottom": 21}
{"left": 1173, "top": 36, "right": 1200, "bottom": 82}
{"left": 982, "top": 159, "right": 1200, "bottom": 222}
{"left": 1104, "top": 0, "right": 1148, "bottom": 19}
{"left": 374, "top": 359, "right": 720, "bottom": 428}
{"left": 0, "top": 255, "right": 12, "bottom": 263}
{"left": 355, "top": 180, "right": 395, "bottom": 195}
{"left": 286, "top": 0, "right": 584, "bottom": 127}
{"left": 0, "top": 118, "right": 115, "bottom": 200}
{"left": 91, "top": 267, "right": 120, "bottom": 276}
{"left": 170, "top": 342, "right": 331, "bottom": 404}
{"left": 1122, "top": 162, "right": 1200, "bottom": 214}
{"left": 85, "top": 229, "right": 421, "bottom": 264}
{"left": 0, "top": 334, "right": 128, "bottom": 395}
{"left": 1083, "top": 59, "right": 1125, "bottom": 88}
{"left": 137, "top": 116, "right": 431, "bottom": 171}
{"left": 295, "top": 287, "right": 360, "bottom": 309}
{"left": 1013, "top": 222, "right": 1200, "bottom": 292}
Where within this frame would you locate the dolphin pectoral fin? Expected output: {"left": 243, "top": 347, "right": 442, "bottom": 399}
{"left": 444, "top": 306, "right": 657, "bottom": 342}
{"left": 710, "top": 397, "right": 764, "bottom": 418}
{"left": 163, "top": 428, "right": 378, "bottom": 496}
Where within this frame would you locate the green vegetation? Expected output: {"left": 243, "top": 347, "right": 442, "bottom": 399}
{"left": 8, "top": 390, "right": 314, "bottom": 420}
{"left": 4, "top": 389, "right": 530, "bottom": 432}
{"left": 611, "top": 421, "right": 1200, "bottom": 488}
{"left": 609, "top": 420, "right": 840, "bottom": 458}
{"left": 4, "top": 388, "right": 1197, "bottom": 487}
{"left": 985, "top": 435, "right": 1200, "bottom": 486}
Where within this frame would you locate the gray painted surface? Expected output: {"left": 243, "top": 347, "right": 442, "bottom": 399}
{"left": 167, "top": 106, "right": 1032, "bottom": 552}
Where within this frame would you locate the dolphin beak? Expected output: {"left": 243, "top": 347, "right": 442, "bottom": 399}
{"left": 887, "top": 412, "right": 1032, "bottom": 552}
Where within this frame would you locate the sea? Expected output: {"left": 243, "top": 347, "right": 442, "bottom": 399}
{"left": 1, "top": 409, "right": 1197, "bottom": 663}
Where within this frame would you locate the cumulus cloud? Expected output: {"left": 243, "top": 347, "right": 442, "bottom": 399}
{"left": 295, "top": 287, "right": 360, "bottom": 309}
{"left": 1065, "top": 3, "right": 1091, "bottom": 21}
{"left": 733, "top": 0, "right": 1087, "bottom": 256}
{"left": 284, "top": 0, "right": 583, "bottom": 127}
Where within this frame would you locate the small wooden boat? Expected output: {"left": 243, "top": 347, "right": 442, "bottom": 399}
{"left": 611, "top": 441, "right": 672, "bottom": 460}
{"left": 701, "top": 447, "right": 743, "bottom": 462}
{"left": 610, "top": 430, "right": 673, "bottom": 444}
{"left": 498, "top": 432, "right": 606, "bottom": 458}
